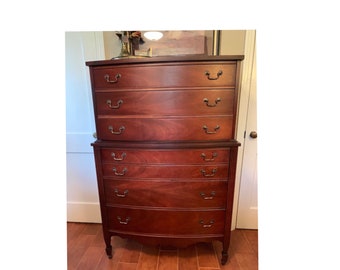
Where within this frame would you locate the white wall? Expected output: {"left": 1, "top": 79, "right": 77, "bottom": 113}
{"left": 220, "top": 30, "right": 246, "bottom": 55}
{"left": 66, "top": 32, "right": 105, "bottom": 223}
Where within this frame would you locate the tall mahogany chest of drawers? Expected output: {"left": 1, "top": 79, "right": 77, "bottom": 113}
{"left": 86, "top": 55, "right": 244, "bottom": 265}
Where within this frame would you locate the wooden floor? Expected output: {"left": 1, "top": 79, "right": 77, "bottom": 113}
{"left": 67, "top": 222, "right": 258, "bottom": 270}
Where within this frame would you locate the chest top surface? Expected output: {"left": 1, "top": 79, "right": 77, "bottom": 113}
{"left": 86, "top": 55, "right": 244, "bottom": 67}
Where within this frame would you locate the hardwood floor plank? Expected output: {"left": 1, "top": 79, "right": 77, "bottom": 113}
{"left": 229, "top": 230, "right": 254, "bottom": 255}
{"left": 95, "top": 254, "right": 120, "bottom": 270}
{"left": 178, "top": 245, "right": 198, "bottom": 270}
{"left": 116, "top": 262, "right": 138, "bottom": 270}
{"left": 120, "top": 239, "right": 143, "bottom": 263}
{"left": 67, "top": 246, "right": 87, "bottom": 270}
{"left": 235, "top": 253, "right": 258, "bottom": 270}
{"left": 112, "top": 235, "right": 129, "bottom": 248}
{"left": 110, "top": 236, "right": 129, "bottom": 262}
{"left": 67, "top": 222, "right": 86, "bottom": 246}
{"left": 67, "top": 223, "right": 258, "bottom": 270}
{"left": 82, "top": 223, "right": 101, "bottom": 235}
{"left": 242, "top": 230, "right": 258, "bottom": 242}
{"left": 242, "top": 230, "right": 258, "bottom": 255}
{"left": 91, "top": 227, "right": 106, "bottom": 248}
{"left": 158, "top": 250, "right": 178, "bottom": 270}
{"left": 196, "top": 242, "right": 220, "bottom": 268}
{"left": 73, "top": 234, "right": 97, "bottom": 248}
{"left": 136, "top": 245, "right": 159, "bottom": 270}
{"left": 76, "top": 246, "right": 104, "bottom": 270}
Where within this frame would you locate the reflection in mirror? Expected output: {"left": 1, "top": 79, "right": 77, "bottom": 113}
{"left": 103, "top": 30, "right": 246, "bottom": 60}
{"left": 111, "top": 30, "right": 215, "bottom": 59}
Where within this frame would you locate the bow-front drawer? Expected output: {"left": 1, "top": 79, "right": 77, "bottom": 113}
{"left": 101, "top": 164, "right": 228, "bottom": 179}
{"left": 107, "top": 207, "right": 225, "bottom": 235}
{"left": 96, "top": 116, "right": 233, "bottom": 141}
{"left": 104, "top": 179, "right": 228, "bottom": 208}
{"left": 91, "top": 63, "right": 237, "bottom": 90}
{"left": 100, "top": 148, "right": 230, "bottom": 164}
{"left": 94, "top": 89, "right": 234, "bottom": 116}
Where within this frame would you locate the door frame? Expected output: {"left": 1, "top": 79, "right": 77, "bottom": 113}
{"left": 231, "top": 30, "right": 256, "bottom": 230}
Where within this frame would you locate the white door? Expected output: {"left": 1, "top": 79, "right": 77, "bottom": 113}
{"left": 236, "top": 32, "right": 258, "bottom": 229}
{"left": 65, "top": 32, "right": 105, "bottom": 223}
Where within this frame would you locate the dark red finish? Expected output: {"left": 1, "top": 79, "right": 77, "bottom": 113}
{"left": 95, "top": 89, "right": 235, "bottom": 116}
{"left": 87, "top": 55, "right": 243, "bottom": 265}
{"left": 104, "top": 179, "right": 228, "bottom": 208}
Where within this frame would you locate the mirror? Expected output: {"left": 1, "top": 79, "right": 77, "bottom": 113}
{"left": 103, "top": 30, "right": 246, "bottom": 60}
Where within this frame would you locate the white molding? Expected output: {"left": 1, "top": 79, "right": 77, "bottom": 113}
{"left": 67, "top": 202, "right": 102, "bottom": 223}
{"left": 66, "top": 32, "right": 105, "bottom": 223}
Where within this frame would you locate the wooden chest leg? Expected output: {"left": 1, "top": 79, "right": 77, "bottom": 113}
{"left": 105, "top": 245, "right": 112, "bottom": 259}
{"left": 221, "top": 250, "right": 228, "bottom": 265}
{"left": 104, "top": 235, "right": 113, "bottom": 259}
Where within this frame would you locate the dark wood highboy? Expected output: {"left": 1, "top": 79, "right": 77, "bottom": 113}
{"left": 86, "top": 55, "right": 243, "bottom": 265}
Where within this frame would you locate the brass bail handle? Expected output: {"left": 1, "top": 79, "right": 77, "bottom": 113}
{"left": 104, "top": 73, "right": 121, "bottom": 83}
{"left": 205, "top": 70, "right": 223, "bottom": 80}
{"left": 203, "top": 98, "right": 221, "bottom": 107}
{"left": 108, "top": 126, "right": 125, "bottom": 135}
{"left": 203, "top": 125, "right": 220, "bottom": 134}
{"left": 106, "top": 99, "right": 123, "bottom": 109}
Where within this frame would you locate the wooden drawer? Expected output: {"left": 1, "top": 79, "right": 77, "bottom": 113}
{"left": 104, "top": 179, "right": 228, "bottom": 208}
{"left": 92, "top": 63, "right": 237, "bottom": 90}
{"left": 96, "top": 116, "right": 233, "bottom": 141}
{"left": 100, "top": 148, "right": 230, "bottom": 164}
{"left": 107, "top": 207, "right": 225, "bottom": 235}
{"left": 94, "top": 89, "right": 235, "bottom": 116}
{"left": 101, "top": 164, "right": 229, "bottom": 179}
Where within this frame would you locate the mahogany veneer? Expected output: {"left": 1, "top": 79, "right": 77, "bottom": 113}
{"left": 86, "top": 55, "right": 243, "bottom": 265}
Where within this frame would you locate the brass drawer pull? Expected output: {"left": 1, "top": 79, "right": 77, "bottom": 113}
{"left": 203, "top": 97, "right": 221, "bottom": 107}
{"left": 205, "top": 70, "right": 223, "bottom": 80}
{"left": 203, "top": 125, "right": 220, "bottom": 134}
{"left": 117, "top": 216, "right": 130, "bottom": 225}
{"left": 104, "top": 73, "right": 121, "bottom": 83}
{"left": 112, "top": 167, "right": 127, "bottom": 176}
{"left": 201, "top": 168, "right": 217, "bottom": 177}
{"left": 200, "top": 191, "right": 216, "bottom": 200}
{"left": 108, "top": 125, "right": 125, "bottom": 135}
{"left": 201, "top": 152, "right": 218, "bottom": 162}
{"left": 114, "top": 189, "right": 128, "bottom": 198}
{"left": 106, "top": 99, "right": 123, "bottom": 109}
{"left": 111, "top": 152, "right": 127, "bottom": 161}
{"left": 200, "top": 219, "right": 215, "bottom": 228}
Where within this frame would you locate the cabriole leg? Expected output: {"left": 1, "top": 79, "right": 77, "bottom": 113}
{"left": 105, "top": 245, "right": 112, "bottom": 259}
{"left": 221, "top": 250, "right": 228, "bottom": 265}
{"left": 104, "top": 235, "right": 112, "bottom": 259}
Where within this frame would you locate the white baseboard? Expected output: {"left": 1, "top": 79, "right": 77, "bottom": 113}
{"left": 67, "top": 201, "right": 102, "bottom": 223}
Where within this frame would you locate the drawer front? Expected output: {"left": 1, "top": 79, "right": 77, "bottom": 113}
{"left": 96, "top": 116, "right": 233, "bottom": 141}
{"left": 95, "top": 89, "right": 234, "bottom": 116}
{"left": 92, "top": 63, "right": 236, "bottom": 89}
{"left": 107, "top": 207, "right": 225, "bottom": 235}
{"left": 100, "top": 148, "right": 230, "bottom": 164}
{"left": 104, "top": 180, "right": 228, "bottom": 208}
{"left": 102, "top": 164, "right": 228, "bottom": 179}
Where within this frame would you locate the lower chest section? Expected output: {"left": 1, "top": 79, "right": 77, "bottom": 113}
{"left": 93, "top": 143, "right": 236, "bottom": 237}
